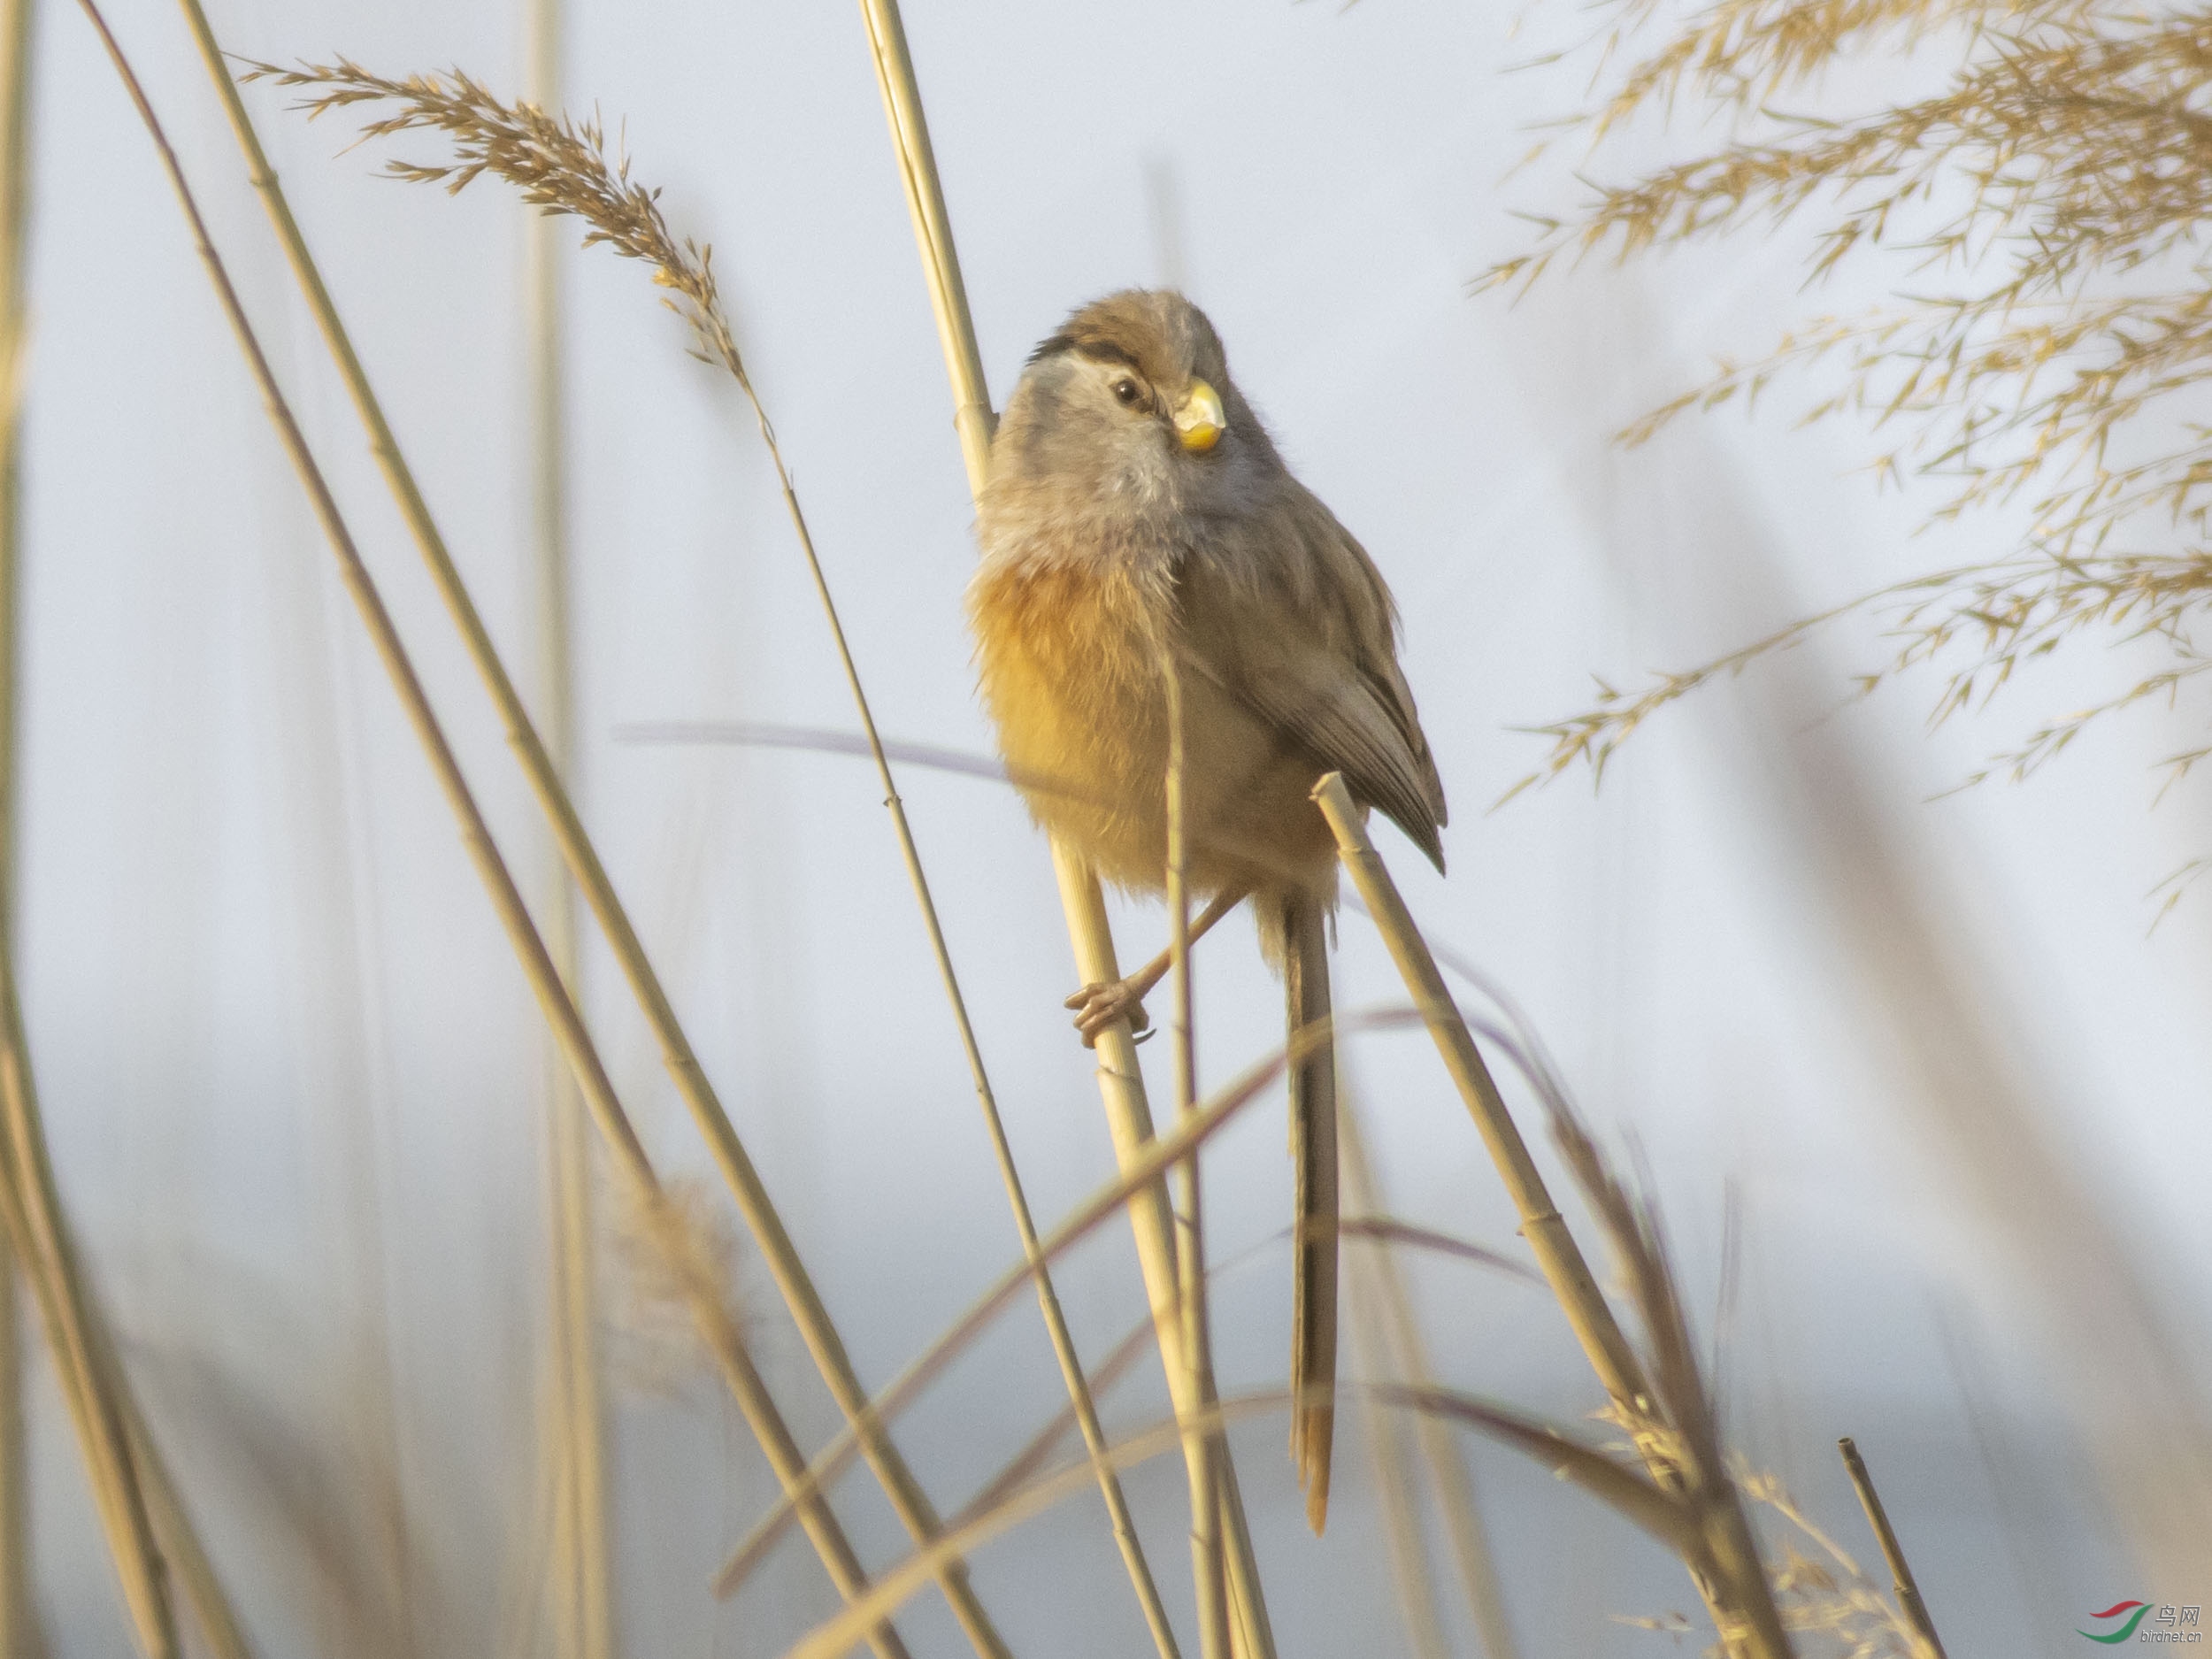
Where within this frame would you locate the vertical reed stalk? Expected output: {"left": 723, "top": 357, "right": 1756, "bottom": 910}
{"left": 1163, "top": 656, "right": 1226, "bottom": 1659}
{"left": 111, "top": 1352, "right": 251, "bottom": 1659}
{"left": 0, "top": 32, "right": 183, "bottom": 1648}
{"left": 1341, "top": 1260, "right": 1448, "bottom": 1659}
{"left": 1838, "top": 1439, "right": 1946, "bottom": 1659}
{"left": 852, "top": 5, "right": 1274, "bottom": 1650}
{"left": 82, "top": 15, "right": 916, "bottom": 1648}
{"left": 1311, "top": 772, "right": 1791, "bottom": 1659}
{"left": 519, "top": 0, "right": 613, "bottom": 1653}
{"left": 176, "top": 19, "right": 1002, "bottom": 1653}
{"left": 0, "top": 0, "right": 31, "bottom": 1641}
{"left": 0, "top": 968, "right": 173, "bottom": 1655}
{"left": 0, "top": 1234, "right": 18, "bottom": 1659}
{"left": 1338, "top": 1095, "right": 1519, "bottom": 1659}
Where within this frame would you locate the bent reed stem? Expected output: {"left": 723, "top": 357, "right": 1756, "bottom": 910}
{"left": 1312, "top": 772, "right": 1792, "bottom": 1659}
{"left": 96, "top": 12, "right": 915, "bottom": 1651}
{"left": 177, "top": 12, "right": 1005, "bottom": 1654}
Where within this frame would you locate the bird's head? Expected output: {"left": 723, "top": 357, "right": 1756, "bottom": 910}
{"left": 989, "top": 290, "right": 1277, "bottom": 526}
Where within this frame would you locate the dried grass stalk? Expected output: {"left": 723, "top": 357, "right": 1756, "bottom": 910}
{"left": 0, "top": 38, "right": 188, "bottom": 1639}
{"left": 1164, "top": 647, "right": 1228, "bottom": 1659}
{"left": 0, "top": 0, "right": 33, "bottom": 1644}
{"left": 1339, "top": 1095, "right": 1522, "bottom": 1659}
{"left": 514, "top": 0, "right": 614, "bottom": 1651}
{"left": 0, "top": 968, "right": 175, "bottom": 1655}
{"left": 1838, "top": 1438, "right": 1947, "bottom": 1657}
{"left": 1341, "top": 1221, "right": 1452, "bottom": 1659}
{"left": 715, "top": 1011, "right": 1425, "bottom": 1599}
{"left": 1312, "top": 772, "right": 1792, "bottom": 1659}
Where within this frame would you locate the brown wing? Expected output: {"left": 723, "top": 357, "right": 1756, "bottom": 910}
{"left": 1185, "top": 481, "right": 1448, "bottom": 871}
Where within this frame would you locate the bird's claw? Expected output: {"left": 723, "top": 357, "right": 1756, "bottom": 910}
{"left": 1064, "top": 980, "right": 1152, "bottom": 1048}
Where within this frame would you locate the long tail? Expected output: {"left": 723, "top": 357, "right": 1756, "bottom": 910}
{"left": 1280, "top": 890, "right": 1337, "bottom": 1534}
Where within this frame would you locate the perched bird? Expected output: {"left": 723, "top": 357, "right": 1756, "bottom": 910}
{"left": 967, "top": 289, "right": 1447, "bottom": 1532}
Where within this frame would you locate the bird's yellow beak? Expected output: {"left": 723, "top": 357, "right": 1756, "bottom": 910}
{"left": 1173, "top": 380, "right": 1225, "bottom": 453}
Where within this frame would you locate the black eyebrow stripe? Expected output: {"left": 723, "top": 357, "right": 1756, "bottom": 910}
{"left": 1025, "top": 333, "right": 1142, "bottom": 372}
{"left": 1071, "top": 340, "right": 1140, "bottom": 369}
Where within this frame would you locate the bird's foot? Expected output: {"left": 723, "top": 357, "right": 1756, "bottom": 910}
{"left": 1064, "top": 979, "right": 1153, "bottom": 1048}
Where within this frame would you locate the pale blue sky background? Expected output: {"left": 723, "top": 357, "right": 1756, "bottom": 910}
{"left": 9, "top": 0, "right": 2210, "bottom": 1653}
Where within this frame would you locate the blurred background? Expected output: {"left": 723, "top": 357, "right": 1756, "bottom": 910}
{"left": 11, "top": 0, "right": 2211, "bottom": 1652}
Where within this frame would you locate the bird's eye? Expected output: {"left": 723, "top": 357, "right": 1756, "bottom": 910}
{"left": 1110, "top": 377, "right": 1144, "bottom": 407}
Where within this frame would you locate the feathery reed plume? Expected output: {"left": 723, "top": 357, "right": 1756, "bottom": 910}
{"left": 1740, "top": 1472, "right": 1943, "bottom": 1658}
{"left": 238, "top": 58, "right": 741, "bottom": 374}
{"left": 242, "top": 48, "right": 1182, "bottom": 1652}
{"left": 196, "top": 25, "right": 1002, "bottom": 1650}
{"left": 1491, "top": 1, "right": 2212, "bottom": 849}
{"left": 852, "top": 2, "right": 1277, "bottom": 1647}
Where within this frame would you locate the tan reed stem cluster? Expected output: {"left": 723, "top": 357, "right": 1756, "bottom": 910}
{"left": 0, "top": 5, "right": 257, "bottom": 1655}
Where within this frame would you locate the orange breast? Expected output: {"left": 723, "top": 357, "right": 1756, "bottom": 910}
{"left": 968, "top": 560, "right": 1171, "bottom": 887}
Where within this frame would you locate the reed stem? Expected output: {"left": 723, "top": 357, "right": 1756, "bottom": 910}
{"left": 0, "top": 957, "right": 174, "bottom": 1655}
{"left": 1339, "top": 1094, "right": 1520, "bottom": 1659}
{"left": 520, "top": 0, "right": 613, "bottom": 1653}
{"left": 1164, "top": 656, "right": 1227, "bottom": 1659}
{"left": 94, "top": 16, "right": 913, "bottom": 1648}
{"left": 853, "top": 4, "right": 1275, "bottom": 1650}
{"left": 714, "top": 1019, "right": 1421, "bottom": 1599}
{"left": 110, "top": 1346, "right": 251, "bottom": 1659}
{"left": 0, "top": 0, "right": 31, "bottom": 1640}
{"left": 176, "top": 15, "right": 1000, "bottom": 1650}
{"left": 0, "top": 42, "right": 185, "bottom": 1650}
{"left": 1838, "top": 1438, "right": 1946, "bottom": 1658}
{"left": 1312, "top": 772, "right": 1792, "bottom": 1659}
